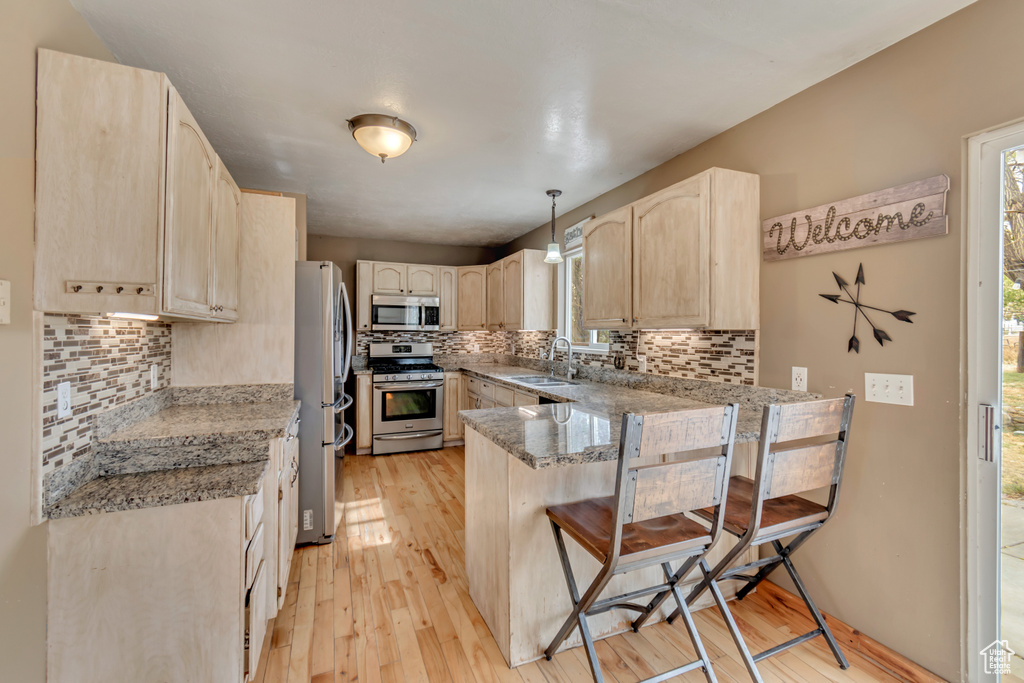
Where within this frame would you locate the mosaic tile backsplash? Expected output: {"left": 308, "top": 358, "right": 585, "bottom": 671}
{"left": 356, "top": 328, "right": 757, "bottom": 385}
{"left": 41, "top": 315, "right": 172, "bottom": 478}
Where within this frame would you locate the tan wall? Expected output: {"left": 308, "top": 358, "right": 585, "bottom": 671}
{"left": 307, "top": 233, "right": 498, "bottom": 295}
{"left": 0, "top": 0, "right": 114, "bottom": 679}
{"left": 504, "top": 1, "right": 1024, "bottom": 676}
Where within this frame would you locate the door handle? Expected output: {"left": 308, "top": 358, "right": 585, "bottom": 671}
{"left": 980, "top": 404, "right": 999, "bottom": 462}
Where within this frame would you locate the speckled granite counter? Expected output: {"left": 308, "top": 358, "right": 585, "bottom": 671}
{"left": 44, "top": 384, "right": 299, "bottom": 519}
{"left": 452, "top": 363, "right": 815, "bottom": 469}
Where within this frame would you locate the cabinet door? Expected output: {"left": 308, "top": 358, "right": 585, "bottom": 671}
{"left": 439, "top": 267, "right": 458, "bottom": 331}
{"left": 355, "top": 374, "right": 373, "bottom": 451}
{"left": 372, "top": 262, "right": 406, "bottom": 295}
{"left": 514, "top": 391, "right": 539, "bottom": 407}
{"left": 582, "top": 206, "right": 633, "bottom": 330}
{"left": 408, "top": 265, "right": 439, "bottom": 296}
{"left": 457, "top": 266, "right": 487, "bottom": 330}
{"left": 211, "top": 157, "right": 241, "bottom": 321}
{"left": 164, "top": 88, "right": 216, "bottom": 317}
{"left": 245, "top": 561, "right": 268, "bottom": 680}
{"left": 631, "top": 174, "right": 710, "bottom": 328}
{"left": 288, "top": 441, "right": 299, "bottom": 550}
{"left": 502, "top": 253, "right": 524, "bottom": 331}
{"left": 443, "top": 373, "right": 462, "bottom": 441}
{"left": 486, "top": 262, "right": 505, "bottom": 331}
{"left": 356, "top": 261, "right": 373, "bottom": 331}
{"left": 34, "top": 50, "right": 167, "bottom": 316}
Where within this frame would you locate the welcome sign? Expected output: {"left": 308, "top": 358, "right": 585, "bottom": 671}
{"left": 762, "top": 175, "right": 949, "bottom": 262}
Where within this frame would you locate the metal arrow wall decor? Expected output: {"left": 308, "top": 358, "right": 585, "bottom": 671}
{"left": 819, "top": 264, "right": 915, "bottom": 353}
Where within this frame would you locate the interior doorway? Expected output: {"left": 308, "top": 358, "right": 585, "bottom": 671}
{"left": 967, "top": 120, "right": 1024, "bottom": 682}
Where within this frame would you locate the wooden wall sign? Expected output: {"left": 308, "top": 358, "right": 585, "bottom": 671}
{"left": 762, "top": 174, "right": 949, "bottom": 262}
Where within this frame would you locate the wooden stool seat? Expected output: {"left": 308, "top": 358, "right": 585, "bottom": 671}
{"left": 692, "top": 476, "right": 828, "bottom": 539}
{"left": 547, "top": 496, "right": 713, "bottom": 563}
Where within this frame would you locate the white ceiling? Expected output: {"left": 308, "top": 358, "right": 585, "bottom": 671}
{"left": 72, "top": 0, "right": 974, "bottom": 246}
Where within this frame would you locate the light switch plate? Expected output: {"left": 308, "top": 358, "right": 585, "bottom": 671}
{"left": 57, "top": 381, "right": 72, "bottom": 419}
{"left": 865, "top": 372, "right": 914, "bottom": 406}
{"left": 0, "top": 280, "right": 10, "bottom": 325}
{"left": 637, "top": 354, "right": 648, "bottom": 373}
{"left": 150, "top": 364, "right": 158, "bottom": 391}
{"left": 792, "top": 367, "right": 807, "bottom": 392}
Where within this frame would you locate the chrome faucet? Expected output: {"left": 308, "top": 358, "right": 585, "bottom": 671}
{"left": 549, "top": 336, "right": 576, "bottom": 380}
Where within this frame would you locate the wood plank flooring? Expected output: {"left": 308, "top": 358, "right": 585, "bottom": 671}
{"left": 253, "top": 447, "right": 937, "bottom": 683}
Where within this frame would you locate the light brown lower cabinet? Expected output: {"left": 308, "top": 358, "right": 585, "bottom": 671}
{"left": 355, "top": 373, "right": 373, "bottom": 454}
{"left": 464, "top": 376, "right": 539, "bottom": 411}
{"left": 47, "top": 431, "right": 298, "bottom": 683}
{"left": 443, "top": 372, "right": 464, "bottom": 444}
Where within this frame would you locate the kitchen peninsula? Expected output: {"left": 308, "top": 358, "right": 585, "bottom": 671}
{"left": 454, "top": 362, "right": 814, "bottom": 667}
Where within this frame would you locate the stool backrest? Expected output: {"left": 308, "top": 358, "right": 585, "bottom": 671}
{"left": 750, "top": 395, "right": 855, "bottom": 533}
{"left": 610, "top": 404, "right": 739, "bottom": 559}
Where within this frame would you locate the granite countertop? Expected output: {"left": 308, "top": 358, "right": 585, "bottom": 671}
{"left": 47, "top": 461, "right": 270, "bottom": 519}
{"left": 452, "top": 363, "right": 799, "bottom": 470}
{"left": 45, "top": 386, "right": 300, "bottom": 520}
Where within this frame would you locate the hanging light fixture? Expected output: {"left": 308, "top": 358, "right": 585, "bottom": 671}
{"left": 347, "top": 114, "right": 417, "bottom": 163}
{"left": 544, "top": 189, "right": 563, "bottom": 264}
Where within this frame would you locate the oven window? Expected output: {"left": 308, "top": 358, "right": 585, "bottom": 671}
{"left": 381, "top": 389, "right": 437, "bottom": 422}
{"left": 373, "top": 305, "right": 419, "bottom": 326}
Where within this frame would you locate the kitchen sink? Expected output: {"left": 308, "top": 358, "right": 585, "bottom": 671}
{"left": 510, "top": 375, "right": 578, "bottom": 387}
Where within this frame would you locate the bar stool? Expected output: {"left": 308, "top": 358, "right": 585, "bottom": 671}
{"left": 645, "top": 395, "right": 856, "bottom": 682}
{"left": 543, "top": 404, "right": 740, "bottom": 683}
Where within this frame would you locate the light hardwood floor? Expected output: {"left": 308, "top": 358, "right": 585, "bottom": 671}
{"left": 252, "top": 447, "right": 939, "bottom": 683}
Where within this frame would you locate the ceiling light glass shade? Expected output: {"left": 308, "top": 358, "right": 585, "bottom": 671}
{"left": 348, "top": 114, "right": 417, "bottom": 162}
{"left": 544, "top": 242, "right": 563, "bottom": 263}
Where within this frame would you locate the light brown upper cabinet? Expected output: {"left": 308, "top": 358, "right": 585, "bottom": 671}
{"left": 407, "top": 265, "right": 440, "bottom": 296}
{"left": 369, "top": 263, "right": 439, "bottom": 296}
{"left": 457, "top": 266, "right": 487, "bottom": 330}
{"left": 500, "top": 250, "right": 554, "bottom": 331}
{"left": 211, "top": 159, "right": 241, "bottom": 321}
{"left": 371, "top": 262, "right": 406, "bottom": 295}
{"left": 34, "top": 50, "right": 240, "bottom": 322}
{"left": 164, "top": 88, "right": 217, "bottom": 318}
{"left": 486, "top": 262, "right": 505, "bottom": 331}
{"left": 439, "top": 267, "right": 458, "bottom": 331}
{"left": 355, "top": 261, "right": 372, "bottom": 331}
{"left": 582, "top": 206, "right": 634, "bottom": 330}
{"left": 583, "top": 168, "right": 759, "bottom": 330}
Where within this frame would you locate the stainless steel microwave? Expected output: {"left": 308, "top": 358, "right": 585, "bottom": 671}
{"left": 371, "top": 295, "right": 440, "bottom": 331}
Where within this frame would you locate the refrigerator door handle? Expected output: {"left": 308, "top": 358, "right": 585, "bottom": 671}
{"left": 324, "top": 392, "right": 353, "bottom": 411}
{"left": 340, "top": 281, "right": 353, "bottom": 384}
{"left": 329, "top": 424, "right": 354, "bottom": 450}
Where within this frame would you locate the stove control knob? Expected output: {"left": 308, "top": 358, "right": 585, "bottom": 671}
{"left": 421, "top": 374, "right": 428, "bottom": 379}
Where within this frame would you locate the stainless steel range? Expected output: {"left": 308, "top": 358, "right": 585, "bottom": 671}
{"left": 368, "top": 342, "right": 445, "bottom": 455}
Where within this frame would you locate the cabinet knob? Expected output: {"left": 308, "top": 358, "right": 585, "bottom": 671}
{"left": 621, "top": 318, "right": 626, "bottom": 323}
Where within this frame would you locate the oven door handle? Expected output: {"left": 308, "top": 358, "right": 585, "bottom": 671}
{"left": 374, "top": 382, "right": 444, "bottom": 390}
{"left": 373, "top": 431, "right": 443, "bottom": 441}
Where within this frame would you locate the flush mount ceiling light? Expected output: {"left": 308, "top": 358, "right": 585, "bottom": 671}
{"left": 544, "top": 189, "right": 563, "bottom": 264}
{"left": 347, "top": 114, "right": 417, "bottom": 163}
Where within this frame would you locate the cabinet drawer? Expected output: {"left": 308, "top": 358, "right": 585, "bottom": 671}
{"left": 478, "top": 398, "right": 496, "bottom": 409}
{"left": 493, "top": 385, "right": 514, "bottom": 407}
{"left": 245, "top": 523, "right": 265, "bottom": 588}
{"left": 245, "top": 487, "right": 264, "bottom": 540}
{"left": 514, "top": 390, "right": 539, "bottom": 406}
{"left": 478, "top": 380, "right": 495, "bottom": 399}
{"left": 245, "top": 560, "right": 268, "bottom": 680}
{"left": 466, "top": 376, "right": 480, "bottom": 396}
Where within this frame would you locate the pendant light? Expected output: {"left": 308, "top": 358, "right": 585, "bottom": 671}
{"left": 544, "top": 189, "right": 563, "bottom": 264}
{"left": 347, "top": 114, "right": 417, "bottom": 163}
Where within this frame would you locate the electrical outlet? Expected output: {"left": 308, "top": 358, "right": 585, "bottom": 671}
{"left": 792, "top": 367, "right": 807, "bottom": 392}
{"left": 303, "top": 509, "right": 313, "bottom": 531}
{"left": 637, "top": 354, "right": 647, "bottom": 373}
{"left": 865, "top": 372, "right": 914, "bottom": 406}
{"left": 150, "top": 364, "right": 158, "bottom": 390}
{"left": 57, "top": 381, "right": 72, "bottom": 419}
{"left": 0, "top": 280, "right": 10, "bottom": 325}
{"left": 472, "top": 343, "right": 479, "bottom": 353}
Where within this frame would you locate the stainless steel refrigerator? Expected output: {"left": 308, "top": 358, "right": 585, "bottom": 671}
{"left": 295, "top": 261, "right": 353, "bottom": 545}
